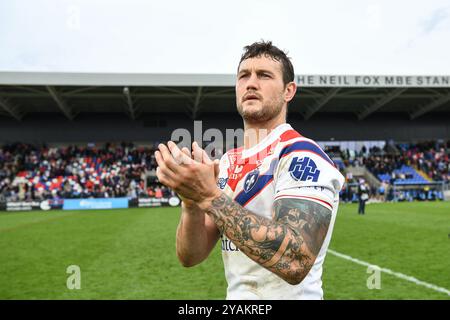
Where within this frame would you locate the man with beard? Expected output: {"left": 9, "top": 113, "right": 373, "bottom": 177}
{"left": 155, "top": 41, "right": 345, "bottom": 299}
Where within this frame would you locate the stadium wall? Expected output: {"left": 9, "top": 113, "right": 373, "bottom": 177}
{"left": 0, "top": 113, "right": 449, "bottom": 144}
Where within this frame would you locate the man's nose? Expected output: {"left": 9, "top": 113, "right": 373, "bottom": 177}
{"left": 245, "top": 73, "right": 259, "bottom": 91}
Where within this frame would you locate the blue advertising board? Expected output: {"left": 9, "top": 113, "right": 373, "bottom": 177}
{"left": 63, "top": 198, "right": 129, "bottom": 210}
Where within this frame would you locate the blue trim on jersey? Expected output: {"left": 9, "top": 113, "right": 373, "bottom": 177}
{"left": 279, "top": 141, "right": 335, "bottom": 167}
{"left": 234, "top": 158, "right": 278, "bottom": 206}
{"left": 235, "top": 174, "right": 273, "bottom": 206}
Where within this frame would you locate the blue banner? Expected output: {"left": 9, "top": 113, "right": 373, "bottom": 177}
{"left": 63, "top": 198, "right": 129, "bottom": 210}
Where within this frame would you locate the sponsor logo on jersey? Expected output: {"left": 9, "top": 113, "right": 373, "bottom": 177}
{"left": 217, "top": 177, "right": 228, "bottom": 189}
{"left": 289, "top": 157, "right": 320, "bottom": 182}
{"left": 222, "top": 238, "right": 240, "bottom": 252}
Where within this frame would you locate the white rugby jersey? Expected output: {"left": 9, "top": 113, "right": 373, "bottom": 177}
{"left": 217, "top": 123, "right": 345, "bottom": 300}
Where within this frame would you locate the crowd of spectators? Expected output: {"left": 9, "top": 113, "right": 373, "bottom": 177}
{"left": 0, "top": 142, "right": 174, "bottom": 202}
{"left": 341, "top": 141, "right": 450, "bottom": 184}
{"left": 337, "top": 140, "right": 449, "bottom": 202}
{"left": 399, "top": 141, "right": 450, "bottom": 183}
{"left": 1, "top": 140, "right": 448, "bottom": 203}
{"left": 363, "top": 154, "right": 408, "bottom": 182}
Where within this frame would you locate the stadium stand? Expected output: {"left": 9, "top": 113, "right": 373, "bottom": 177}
{"left": 0, "top": 73, "right": 449, "bottom": 207}
{"left": 338, "top": 140, "right": 449, "bottom": 202}
{"left": 1, "top": 139, "right": 448, "bottom": 204}
{"left": 362, "top": 141, "right": 449, "bottom": 185}
{"left": 0, "top": 142, "right": 175, "bottom": 202}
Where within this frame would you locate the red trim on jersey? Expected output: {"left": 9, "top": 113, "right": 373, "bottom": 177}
{"left": 225, "top": 127, "right": 303, "bottom": 192}
{"left": 226, "top": 138, "right": 279, "bottom": 192}
{"left": 274, "top": 194, "right": 333, "bottom": 210}
{"left": 280, "top": 129, "right": 302, "bottom": 142}
{"left": 227, "top": 162, "right": 258, "bottom": 191}
{"left": 226, "top": 147, "right": 258, "bottom": 192}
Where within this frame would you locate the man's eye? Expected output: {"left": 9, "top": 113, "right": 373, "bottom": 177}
{"left": 261, "top": 73, "right": 271, "bottom": 78}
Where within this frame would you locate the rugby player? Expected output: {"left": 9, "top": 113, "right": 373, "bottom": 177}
{"left": 155, "top": 41, "right": 344, "bottom": 299}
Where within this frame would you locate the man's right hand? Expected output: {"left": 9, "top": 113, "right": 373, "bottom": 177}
{"left": 173, "top": 142, "right": 220, "bottom": 208}
{"left": 171, "top": 143, "right": 222, "bottom": 267}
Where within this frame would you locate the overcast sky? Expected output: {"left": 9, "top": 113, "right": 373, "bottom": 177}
{"left": 0, "top": 0, "right": 449, "bottom": 75}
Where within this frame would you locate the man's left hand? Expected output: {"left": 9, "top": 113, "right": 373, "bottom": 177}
{"left": 155, "top": 141, "right": 221, "bottom": 209}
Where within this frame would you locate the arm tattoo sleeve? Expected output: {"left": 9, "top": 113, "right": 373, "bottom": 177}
{"left": 204, "top": 192, "right": 332, "bottom": 284}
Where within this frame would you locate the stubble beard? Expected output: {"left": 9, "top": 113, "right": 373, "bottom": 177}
{"left": 237, "top": 95, "right": 285, "bottom": 125}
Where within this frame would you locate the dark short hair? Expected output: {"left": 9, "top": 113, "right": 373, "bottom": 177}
{"left": 238, "top": 41, "right": 295, "bottom": 86}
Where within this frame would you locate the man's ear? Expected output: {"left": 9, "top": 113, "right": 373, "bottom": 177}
{"left": 284, "top": 82, "right": 297, "bottom": 103}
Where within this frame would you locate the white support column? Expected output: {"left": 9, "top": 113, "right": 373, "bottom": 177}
{"left": 123, "top": 87, "right": 135, "bottom": 120}
{"left": 303, "top": 88, "right": 340, "bottom": 120}
{"left": 192, "top": 86, "right": 203, "bottom": 119}
{"left": 0, "top": 96, "right": 22, "bottom": 121}
{"left": 358, "top": 88, "right": 407, "bottom": 120}
{"left": 46, "top": 86, "right": 74, "bottom": 120}
{"left": 410, "top": 93, "right": 450, "bottom": 120}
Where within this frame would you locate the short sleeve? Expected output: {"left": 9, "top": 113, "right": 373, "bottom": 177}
{"left": 274, "top": 145, "right": 345, "bottom": 211}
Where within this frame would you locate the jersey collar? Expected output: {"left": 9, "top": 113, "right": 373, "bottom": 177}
{"left": 241, "top": 123, "right": 292, "bottom": 159}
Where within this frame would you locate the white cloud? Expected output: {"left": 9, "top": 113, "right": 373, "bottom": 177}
{"left": 421, "top": 6, "right": 448, "bottom": 34}
{"left": 0, "top": 0, "right": 449, "bottom": 75}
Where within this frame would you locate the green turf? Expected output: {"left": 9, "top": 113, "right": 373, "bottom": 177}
{"left": 0, "top": 202, "right": 449, "bottom": 299}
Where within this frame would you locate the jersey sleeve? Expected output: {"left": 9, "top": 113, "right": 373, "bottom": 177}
{"left": 274, "top": 143, "right": 345, "bottom": 211}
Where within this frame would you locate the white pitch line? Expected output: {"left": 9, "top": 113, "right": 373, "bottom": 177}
{"left": 327, "top": 249, "right": 450, "bottom": 297}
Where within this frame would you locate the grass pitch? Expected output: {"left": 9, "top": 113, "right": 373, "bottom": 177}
{"left": 0, "top": 202, "right": 449, "bottom": 299}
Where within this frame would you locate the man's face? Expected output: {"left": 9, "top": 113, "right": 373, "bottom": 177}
{"left": 236, "top": 55, "right": 287, "bottom": 124}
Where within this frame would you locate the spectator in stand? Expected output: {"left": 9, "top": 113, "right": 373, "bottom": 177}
{"left": 154, "top": 187, "right": 163, "bottom": 198}
{"left": 147, "top": 187, "right": 155, "bottom": 198}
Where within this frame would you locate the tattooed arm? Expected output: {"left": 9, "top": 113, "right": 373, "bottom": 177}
{"left": 154, "top": 141, "right": 333, "bottom": 277}
{"left": 202, "top": 192, "right": 332, "bottom": 285}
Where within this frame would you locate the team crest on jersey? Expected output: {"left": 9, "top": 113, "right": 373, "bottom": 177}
{"left": 217, "top": 177, "right": 228, "bottom": 189}
{"left": 243, "top": 169, "right": 259, "bottom": 193}
{"left": 289, "top": 157, "right": 320, "bottom": 182}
